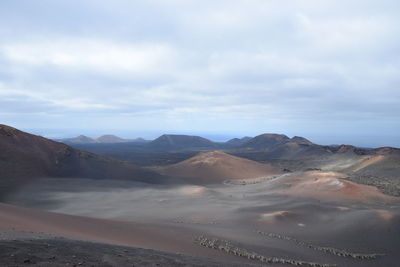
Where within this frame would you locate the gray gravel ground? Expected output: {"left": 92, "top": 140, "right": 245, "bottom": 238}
{"left": 0, "top": 231, "right": 261, "bottom": 267}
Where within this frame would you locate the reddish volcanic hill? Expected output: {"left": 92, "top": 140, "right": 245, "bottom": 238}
{"left": 272, "top": 171, "right": 398, "bottom": 203}
{"left": 159, "top": 150, "right": 282, "bottom": 183}
{"left": 0, "top": 125, "right": 164, "bottom": 198}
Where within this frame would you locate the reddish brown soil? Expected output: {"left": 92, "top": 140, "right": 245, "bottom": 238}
{"left": 0, "top": 203, "right": 233, "bottom": 261}
{"left": 159, "top": 150, "right": 282, "bottom": 183}
{"left": 275, "top": 171, "right": 399, "bottom": 203}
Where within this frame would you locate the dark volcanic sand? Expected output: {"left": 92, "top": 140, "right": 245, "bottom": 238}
{"left": 0, "top": 231, "right": 257, "bottom": 267}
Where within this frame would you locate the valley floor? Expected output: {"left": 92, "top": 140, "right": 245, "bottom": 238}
{"left": 2, "top": 171, "right": 400, "bottom": 267}
{"left": 0, "top": 231, "right": 255, "bottom": 267}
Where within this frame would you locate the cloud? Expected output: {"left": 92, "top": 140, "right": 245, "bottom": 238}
{"left": 2, "top": 39, "right": 176, "bottom": 76}
{"left": 0, "top": 0, "right": 399, "bottom": 146}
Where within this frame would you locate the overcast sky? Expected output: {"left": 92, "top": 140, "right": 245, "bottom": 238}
{"left": 0, "top": 0, "right": 399, "bottom": 146}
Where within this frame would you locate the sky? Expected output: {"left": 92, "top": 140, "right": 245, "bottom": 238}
{"left": 0, "top": 0, "right": 399, "bottom": 146}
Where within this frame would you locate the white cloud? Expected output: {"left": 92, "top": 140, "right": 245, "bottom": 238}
{"left": 0, "top": 84, "right": 116, "bottom": 112}
{"left": 2, "top": 39, "right": 176, "bottom": 75}
{"left": 295, "top": 13, "right": 396, "bottom": 52}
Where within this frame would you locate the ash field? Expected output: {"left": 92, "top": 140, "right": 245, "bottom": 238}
{"left": 1, "top": 125, "right": 400, "bottom": 266}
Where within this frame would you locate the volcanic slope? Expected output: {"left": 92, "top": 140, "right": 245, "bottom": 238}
{"left": 159, "top": 150, "right": 282, "bottom": 183}
{"left": 0, "top": 124, "right": 165, "bottom": 198}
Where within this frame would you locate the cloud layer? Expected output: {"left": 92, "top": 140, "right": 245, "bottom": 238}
{"left": 0, "top": 0, "right": 399, "bottom": 146}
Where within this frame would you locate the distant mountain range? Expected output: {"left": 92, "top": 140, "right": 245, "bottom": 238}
{"left": 58, "top": 132, "right": 400, "bottom": 158}
{"left": 57, "top": 133, "right": 317, "bottom": 150}
{"left": 142, "top": 133, "right": 399, "bottom": 158}
{"left": 59, "top": 135, "right": 148, "bottom": 144}
{"left": 1, "top": 124, "right": 400, "bottom": 199}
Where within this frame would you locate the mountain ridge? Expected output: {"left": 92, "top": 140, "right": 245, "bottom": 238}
{"left": 59, "top": 135, "right": 147, "bottom": 144}
{"left": 57, "top": 131, "right": 399, "bottom": 153}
